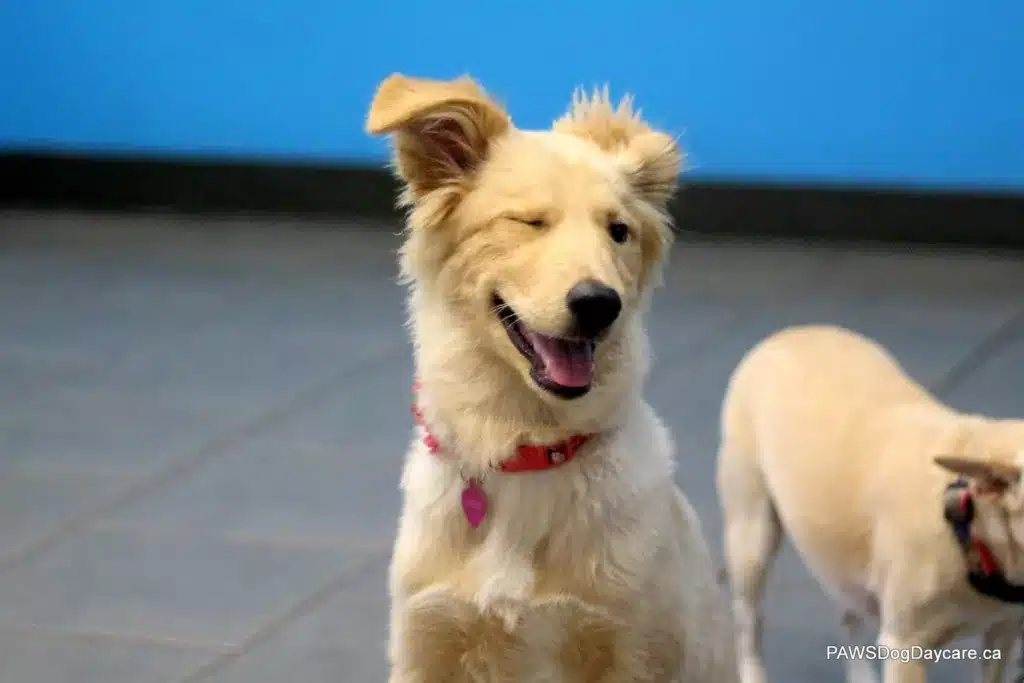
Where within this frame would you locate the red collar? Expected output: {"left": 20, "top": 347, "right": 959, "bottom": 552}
{"left": 410, "top": 382, "right": 591, "bottom": 473}
{"left": 945, "top": 481, "right": 1001, "bottom": 576}
{"left": 942, "top": 479, "right": 1024, "bottom": 604}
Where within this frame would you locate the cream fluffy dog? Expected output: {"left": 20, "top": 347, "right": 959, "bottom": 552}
{"left": 365, "top": 74, "right": 737, "bottom": 682}
{"left": 718, "top": 324, "right": 1024, "bottom": 683}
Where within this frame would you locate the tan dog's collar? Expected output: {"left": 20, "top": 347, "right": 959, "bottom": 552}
{"left": 944, "top": 478, "right": 1024, "bottom": 603}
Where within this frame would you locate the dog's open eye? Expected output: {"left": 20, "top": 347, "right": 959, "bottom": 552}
{"left": 609, "top": 221, "right": 630, "bottom": 244}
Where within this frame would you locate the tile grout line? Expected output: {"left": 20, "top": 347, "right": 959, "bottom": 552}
{"left": 0, "top": 623, "right": 235, "bottom": 655}
{"left": 0, "top": 342, "right": 408, "bottom": 574}
{"left": 174, "top": 547, "right": 392, "bottom": 683}
{"left": 928, "top": 307, "right": 1024, "bottom": 399}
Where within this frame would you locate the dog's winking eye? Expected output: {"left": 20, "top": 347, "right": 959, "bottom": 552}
{"left": 509, "top": 216, "right": 546, "bottom": 229}
{"left": 609, "top": 221, "right": 630, "bottom": 244}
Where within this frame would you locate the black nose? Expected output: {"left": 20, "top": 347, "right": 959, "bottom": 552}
{"left": 566, "top": 280, "right": 622, "bottom": 337}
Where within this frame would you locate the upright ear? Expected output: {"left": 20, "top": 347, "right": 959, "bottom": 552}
{"left": 934, "top": 455, "right": 1022, "bottom": 495}
{"left": 553, "top": 87, "right": 682, "bottom": 209}
{"left": 366, "top": 73, "right": 511, "bottom": 201}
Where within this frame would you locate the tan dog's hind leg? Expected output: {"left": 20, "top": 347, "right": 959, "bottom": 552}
{"left": 980, "top": 618, "right": 1021, "bottom": 683}
{"left": 719, "top": 438, "right": 782, "bottom": 683}
{"left": 841, "top": 610, "right": 880, "bottom": 683}
{"left": 877, "top": 632, "right": 928, "bottom": 683}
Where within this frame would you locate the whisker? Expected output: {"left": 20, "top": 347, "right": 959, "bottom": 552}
{"left": 495, "top": 309, "right": 517, "bottom": 325}
{"left": 490, "top": 302, "right": 514, "bottom": 318}
{"left": 489, "top": 291, "right": 519, "bottom": 326}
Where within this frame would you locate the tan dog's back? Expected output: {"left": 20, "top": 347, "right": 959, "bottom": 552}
{"left": 719, "top": 326, "right": 931, "bottom": 683}
{"left": 718, "top": 324, "right": 1024, "bottom": 683}
{"left": 720, "top": 324, "right": 943, "bottom": 584}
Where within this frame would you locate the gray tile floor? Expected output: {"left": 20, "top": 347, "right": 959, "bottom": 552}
{"left": 1, "top": 209, "right": 1023, "bottom": 682}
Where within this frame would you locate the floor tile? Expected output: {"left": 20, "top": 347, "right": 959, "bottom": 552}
{"left": 0, "top": 257, "right": 241, "bottom": 364}
{"left": 0, "top": 632, "right": 213, "bottom": 683}
{"left": 664, "top": 239, "right": 841, "bottom": 300}
{"left": 828, "top": 245, "right": 1024, "bottom": 298}
{"left": 90, "top": 356, "right": 415, "bottom": 545}
{"left": 204, "top": 554, "right": 389, "bottom": 683}
{"left": 943, "top": 335, "right": 1024, "bottom": 417}
{"left": 0, "top": 528, "right": 367, "bottom": 647}
{"left": 1, "top": 210, "right": 1020, "bottom": 683}
{"left": 94, "top": 435, "right": 403, "bottom": 548}
{"left": 0, "top": 351, "right": 95, "bottom": 404}
{"left": 0, "top": 387, "right": 237, "bottom": 475}
{"left": 253, "top": 349, "right": 414, "bottom": 454}
{"left": 60, "top": 303, "right": 404, "bottom": 420}
{"left": 0, "top": 465, "right": 130, "bottom": 564}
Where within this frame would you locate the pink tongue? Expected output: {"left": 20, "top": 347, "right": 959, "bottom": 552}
{"left": 526, "top": 332, "right": 594, "bottom": 387}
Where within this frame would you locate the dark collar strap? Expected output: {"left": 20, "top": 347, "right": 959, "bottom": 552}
{"left": 968, "top": 571, "right": 1024, "bottom": 603}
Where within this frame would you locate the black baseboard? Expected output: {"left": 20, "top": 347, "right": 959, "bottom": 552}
{"left": 0, "top": 152, "right": 399, "bottom": 218}
{"left": 2, "top": 151, "right": 1023, "bottom": 249}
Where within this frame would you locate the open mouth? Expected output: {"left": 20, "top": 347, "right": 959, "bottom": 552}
{"left": 493, "top": 294, "right": 596, "bottom": 399}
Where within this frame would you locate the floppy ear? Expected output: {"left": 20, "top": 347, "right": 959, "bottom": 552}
{"left": 366, "top": 73, "right": 511, "bottom": 201}
{"left": 934, "top": 455, "right": 1022, "bottom": 494}
{"left": 553, "top": 87, "right": 682, "bottom": 209}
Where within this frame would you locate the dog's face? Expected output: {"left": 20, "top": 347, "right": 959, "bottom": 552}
{"left": 366, "top": 74, "right": 680, "bottom": 401}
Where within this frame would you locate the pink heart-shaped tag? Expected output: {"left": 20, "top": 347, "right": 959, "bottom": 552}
{"left": 461, "top": 480, "right": 487, "bottom": 528}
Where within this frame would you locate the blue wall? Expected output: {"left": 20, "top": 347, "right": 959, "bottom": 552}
{"left": 2, "top": 0, "right": 1022, "bottom": 191}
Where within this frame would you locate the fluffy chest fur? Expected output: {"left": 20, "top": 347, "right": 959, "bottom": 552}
{"left": 393, "top": 398, "right": 675, "bottom": 609}
{"left": 386, "top": 402, "right": 696, "bottom": 682}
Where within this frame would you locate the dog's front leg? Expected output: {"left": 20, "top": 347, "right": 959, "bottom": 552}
{"left": 388, "top": 585, "right": 474, "bottom": 683}
{"left": 469, "top": 528, "right": 537, "bottom": 631}
{"left": 386, "top": 606, "right": 423, "bottom": 683}
{"left": 979, "top": 618, "right": 1020, "bottom": 683}
{"left": 386, "top": 666, "right": 427, "bottom": 683}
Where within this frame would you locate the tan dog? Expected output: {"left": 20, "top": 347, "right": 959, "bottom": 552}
{"left": 365, "top": 74, "right": 738, "bottom": 683}
{"left": 717, "top": 324, "right": 1024, "bottom": 683}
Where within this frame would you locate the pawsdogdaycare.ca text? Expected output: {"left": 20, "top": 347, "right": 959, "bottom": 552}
{"left": 826, "top": 646, "right": 1002, "bottom": 663}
